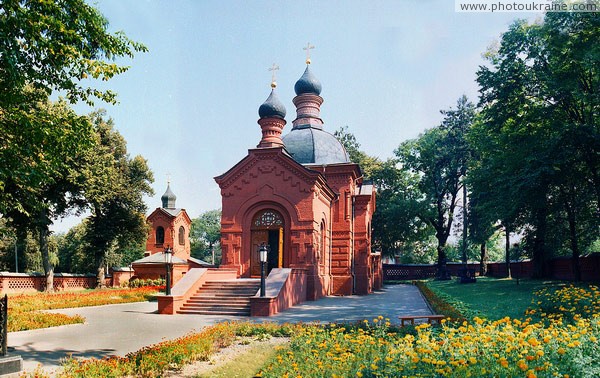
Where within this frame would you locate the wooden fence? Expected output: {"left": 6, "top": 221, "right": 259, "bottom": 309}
{"left": 384, "top": 254, "right": 600, "bottom": 282}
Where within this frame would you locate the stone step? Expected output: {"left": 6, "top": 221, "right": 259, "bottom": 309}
{"left": 180, "top": 303, "right": 250, "bottom": 311}
{"left": 176, "top": 309, "right": 250, "bottom": 316}
{"left": 195, "top": 291, "right": 257, "bottom": 297}
{"left": 177, "top": 279, "right": 260, "bottom": 317}
{"left": 200, "top": 284, "right": 259, "bottom": 290}
{"left": 187, "top": 298, "right": 251, "bottom": 305}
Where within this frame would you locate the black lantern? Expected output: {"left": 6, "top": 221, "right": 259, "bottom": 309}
{"left": 164, "top": 246, "right": 173, "bottom": 295}
{"left": 259, "top": 244, "right": 269, "bottom": 297}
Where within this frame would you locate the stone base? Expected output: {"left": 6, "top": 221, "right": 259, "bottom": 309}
{"left": 0, "top": 355, "right": 22, "bottom": 377}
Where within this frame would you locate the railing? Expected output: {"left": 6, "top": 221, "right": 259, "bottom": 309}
{"left": 0, "top": 272, "right": 121, "bottom": 293}
{"left": 383, "top": 254, "right": 600, "bottom": 282}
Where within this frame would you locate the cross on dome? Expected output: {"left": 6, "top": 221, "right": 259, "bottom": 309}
{"left": 268, "top": 63, "right": 279, "bottom": 88}
{"left": 303, "top": 42, "right": 315, "bottom": 64}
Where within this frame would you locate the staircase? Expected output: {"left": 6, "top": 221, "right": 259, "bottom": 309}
{"left": 177, "top": 279, "right": 261, "bottom": 316}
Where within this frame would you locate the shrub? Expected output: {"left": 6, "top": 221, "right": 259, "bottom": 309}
{"left": 127, "top": 278, "right": 165, "bottom": 288}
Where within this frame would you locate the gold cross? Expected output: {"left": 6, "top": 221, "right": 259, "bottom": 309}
{"left": 268, "top": 63, "right": 279, "bottom": 88}
{"left": 303, "top": 42, "right": 315, "bottom": 64}
{"left": 166, "top": 172, "right": 171, "bottom": 185}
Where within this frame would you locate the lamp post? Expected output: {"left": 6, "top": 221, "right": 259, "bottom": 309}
{"left": 164, "top": 246, "right": 173, "bottom": 296}
{"left": 259, "top": 244, "right": 269, "bottom": 297}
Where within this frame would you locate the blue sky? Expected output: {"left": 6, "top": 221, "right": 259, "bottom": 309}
{"left": 54, "top": 0, "right": 540, "bottom": 232}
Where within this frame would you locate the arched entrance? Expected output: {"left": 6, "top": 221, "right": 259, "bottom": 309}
{"left": 250, "top": 209, "right": 284, "bottom": 276}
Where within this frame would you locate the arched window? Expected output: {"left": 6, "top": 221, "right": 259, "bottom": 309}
{"left": 178, "top": 226, "right": 185, "bottom": 245}
{"left": 252, "top": 209, "right": 283, "bottom": 229}
{"left": 156, "top": 226, "right": 165, "bottom": 244}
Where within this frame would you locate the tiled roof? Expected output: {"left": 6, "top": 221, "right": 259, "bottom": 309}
{"left": 132, "top": 252, "right": 188, "bottom": 265}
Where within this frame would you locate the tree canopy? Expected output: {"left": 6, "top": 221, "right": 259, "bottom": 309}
{"left": 471, "top": 11, "right": 599, "bottom": 279}
{"left": 190, "top": 210, "right": 222, "bottom": 264}
{"left": 0, "top": 0, "right": 147, "bottom": 289}
{"left": 0, "top": 0, "right": 147, "bottom": 106}
{"left": 83, "top": 111, "right": 154, "bottom": 286}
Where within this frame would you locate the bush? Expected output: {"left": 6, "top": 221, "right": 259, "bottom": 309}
{"left": 127, "top": 278, "right": 165, "bottom": 288}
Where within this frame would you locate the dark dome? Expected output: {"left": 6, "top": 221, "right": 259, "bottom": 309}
{"left": 282, "top": 127, "right": 350, "bottom": 165}
{"left": 161, "top": 184, "right": 177, "bottom": 209}
{"left": 294, "top": 66, "right": 322, "bottom": 96}
{"left": 258, "top": 89, "right": 286, "bottom": 119}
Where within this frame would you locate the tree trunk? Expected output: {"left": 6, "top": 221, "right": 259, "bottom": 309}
{"left": 531, "top": 207, "right": 548, "bottom": 278}
{"left": 461, "top": 183, "right": 468, "bottom": 266}
{"left": 436, "top": 243, "right": 450, "bottom": 280}
{"left": 505, "top": 226, "right": 511, "bottom": 279}
{"left": 479, "top": 242, "right": 488, "bottom": 276}
{"left": 96, "top": 250, "right": 106, "bottom": 289}
{"left": 565, "top": 202, "right": 581, "bottom": 282}
{"left": 38, "top": 215, "right": 54, "bottom": 292}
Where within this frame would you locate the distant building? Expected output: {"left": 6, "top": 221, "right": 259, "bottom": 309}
{"left": 131, "top": 184, "right": 211, "bottom": 283}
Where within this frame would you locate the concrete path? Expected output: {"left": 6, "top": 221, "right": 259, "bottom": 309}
{"left": 9, "top": 284, "right": 430, "bottom": 375}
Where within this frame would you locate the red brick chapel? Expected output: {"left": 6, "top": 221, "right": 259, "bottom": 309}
{"left": 214, "top": 60, "right": 382, "bottom": 300}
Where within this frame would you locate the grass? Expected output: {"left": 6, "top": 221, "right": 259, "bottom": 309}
{"left": 424, "top": 276, "right": 562, "bottom": 320}
{"left": 195, "top": 339, "right": 282, "bottom": 378}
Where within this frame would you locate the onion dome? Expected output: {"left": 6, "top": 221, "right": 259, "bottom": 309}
{"left": 283, "top": 128, "right": 350, "bottom": 165}
{"left": 258, "top": 88, "right": 286, "bottom": 119}
{"left": 161, "top": 183, "right": 177, "bottom": 209}
{"left": 294, "top": 66, "right": 322, "bottom": 96}
{"left": 282, "top": 64, "right": 349, "bottom": 165}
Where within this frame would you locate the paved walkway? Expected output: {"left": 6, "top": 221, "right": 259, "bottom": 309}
{"left": 9, "top": 284, "right": 431, "bottom": 375}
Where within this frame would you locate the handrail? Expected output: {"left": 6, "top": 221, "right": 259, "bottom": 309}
{"left": 250, "top": 268, "right": 307, "bottom": 316}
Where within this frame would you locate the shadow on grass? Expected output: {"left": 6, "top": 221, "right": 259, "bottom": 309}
{"left": 426, "top": 277, "right": 563, "bottom": 320}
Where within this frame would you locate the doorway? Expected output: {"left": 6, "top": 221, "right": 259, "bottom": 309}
{"left": 250, "top": 210, "right": 284, "bottom": 277}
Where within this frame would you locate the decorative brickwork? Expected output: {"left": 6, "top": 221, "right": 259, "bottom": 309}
{"left": 213, "top": 67, "right": 379, "bottom": 305}
{"left": 0, "top": 273, "right": 108, "bottom": 294}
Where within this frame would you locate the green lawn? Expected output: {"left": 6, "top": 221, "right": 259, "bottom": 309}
{"left": 425, "top": 276, "right": 562, "bottom": 320}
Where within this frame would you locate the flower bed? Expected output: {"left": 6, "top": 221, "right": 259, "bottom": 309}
{"left": 9, "top": 286, "right": 161, "bottom": 332}
{"left": 20, "top": 284, "right": 600, "bottom": 377}
{"left": 258, "top": 316, "right": 600, "bottom": 378}
{"left": 21, "top": 322, "right": 296, "bottom": 378}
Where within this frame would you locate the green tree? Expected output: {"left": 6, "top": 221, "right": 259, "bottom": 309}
{"left": 396, "top": 97, "right": 475, "bottom": 278}
{"left": 334, "top": 126, "right": 383, "bottom": 179}
{"left": 371, "top": 160, "right": 436, "bottom": 260}
{"left": 82, "top": 111, "right": 153, "bottom": 287}
{"left": 0, "top": 0, "right": 147, "bottom": 107}
{"left": 56, "top": 221, "right": 93, "bottom": 273}
{"left": 1, "top": 0, "right": 147, "bottom": 290}
{"left": 473, "top": 10, "right": 599, "bottom": 279}
{"left": 190, "top": 210, "right": 222, "bottom": 264}
{"left": 334, "top": 126, "right": 435, "bottom": 259}
{"left": 1, "top": 94, "right": 95, "bottom": 290}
